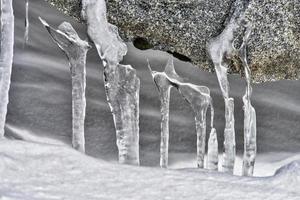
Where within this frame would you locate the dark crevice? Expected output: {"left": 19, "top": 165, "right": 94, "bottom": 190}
{"left": 167, "top": 51, "right": 192, "bottom": 62}
{"left": 133, "top": 37, "right": 154, "bottom": 50}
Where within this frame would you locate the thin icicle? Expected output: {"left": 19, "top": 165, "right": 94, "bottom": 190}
{"left": 207, "top": 128, "right": 218, "bottom": 170}
{"left": 39, "top": 17, "right": 90, "bottom": 153}
{"left": 82, "top": 0, "right": 140, "bottom": 165}
{"left": 147, "top": 59, "right": 173, "bottom": 168}
{"left": 208, "top": 23, "right": 237, "bottom": 173}
{"left": 24, "top": 0, "right": 29, "bottom": 45}
{"left": 148, "top": 58, "right": 217, "bottom": 169}
{"left": 0, "top": 0, "right": 14, "bottom": 138}
{"left": 239, "top": 26, "right": 257, "bottom": 176}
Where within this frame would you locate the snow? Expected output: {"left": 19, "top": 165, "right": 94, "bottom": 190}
{"left": 0, "top": 139, "right": 299, "bottom": 200}
{"left": 0, "top": 1, "right": 300, "bottom": 198}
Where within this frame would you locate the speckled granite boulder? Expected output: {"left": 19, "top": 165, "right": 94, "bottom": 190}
{"left": 45, "top": 0, "right": 300, "bottom": 82}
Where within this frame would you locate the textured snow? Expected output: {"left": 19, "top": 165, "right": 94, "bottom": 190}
{"left": 0, "top": 139, "right": 299, "bottom": 200}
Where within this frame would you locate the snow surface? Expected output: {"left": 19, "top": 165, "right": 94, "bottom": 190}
{"left": 0, "top": 139, "right": 299, "bottom": 200}
{"left": 0, "top": 1, "right": 300, "bottom": 198}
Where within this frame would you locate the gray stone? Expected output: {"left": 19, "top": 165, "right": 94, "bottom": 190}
{"left": 45, "top": 0, "right": 300, "bottom": 82}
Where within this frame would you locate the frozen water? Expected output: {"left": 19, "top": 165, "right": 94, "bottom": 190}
{"left": 148, "top": 58, "right": 216, "bottom": 169}
{"left": 39, "top": 18, "right": 90, "bottom": 153}
{"left": 24, "top": 0, "right": 29, "bottom": 45}
{"left": 103, "top": 63, "right": 140, "bottom": 165}
{"left": 239, "top": 26, "right": 257, "bottom": 176}
{"left": 147, "top": 59, "right": 173, "bottom": 168}
{"left": 82, "top": 0, "right": 140, "bottom": 165}
{"left": 207, "top": 128, "right": 218, "bottom": 170}
{"left": 81, "top": 0, "right": 127, "bottom": 65}
{"left": 208, "top": 23, "right": 237, "bottom": 173}
{"left": 0, "top": 0, "right": 14, "bottom": 138}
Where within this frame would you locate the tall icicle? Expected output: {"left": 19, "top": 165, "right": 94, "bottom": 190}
{"left": 208, "top": 0, "right": 250, "bottom": 174}
{"left": 0, "top": 0, "right": 14, "bottom": 138}
{"left": 208, "top": 23, "right": 237, "bottom": 173}
{"left": 24, "top": 0, "right": 29, "bottom": 44}
{"left": 147, "top": 59, "right": 174, "bottom": 168}
{"left": 39, "top": 18, "right": 90, "bottom": 153}
{"left": 239, "top": 26, "right": 256, "bottom": 176}
{"left": 148, "top": 58, "right": 217, "bottom": 169}
{"left": 207, "top": 128, "right": 218, "bottom": 170}
{"left": 82, "top": 0, "right": 140, "bottom": 165}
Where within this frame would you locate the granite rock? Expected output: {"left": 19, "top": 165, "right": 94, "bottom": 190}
{"left": 45, "top": 0, "right": 300, "bottom": 82}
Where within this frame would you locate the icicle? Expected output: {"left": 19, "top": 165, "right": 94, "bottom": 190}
{"left": 147, "top": 59, "right": 173, "bottom": 168}
{"left": 0, "top": 0, "right": 14, "bottom": 138}
{"left": 148, "top": 58, "right": 217, "bottom": 169}
{"left": 207, "top": 128, "right": 218, "bottom": 170}
{"left": 39, "top": 17, "right": 90, "bottom": 153}
{"left": 208, "top": 23, "right": 237, "bottom": 173}
{"left": 239, "top": 26, "right": 257, "bottom": 176}
{"left": 82, "top": 0, "right": 140, "bottom": 165}
{"left": 24, "top": 0, "right": 29, "bottom": 45}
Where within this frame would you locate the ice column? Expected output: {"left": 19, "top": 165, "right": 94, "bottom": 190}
{"left": 24, "top": 0, "right": 29, "bottom": 44}
{"left": 207, "top": 128, "right": 218, "bottom": 170}
{"left": 208, "top": 23, "right": 237, "bottom": 173}
{"left": 147, "top": 59, "right": 173, "bottom": 168}
{"left": 82, "top": 0, "right": 140, "bottom": 165}
{"left": 239, "top": 27, "right": 256, "bottom": 176}
{"left": 148, "top": 58, "right": 217, "bottom": 169}
{"left": 0, "top": 0, "right": 14, "bottom": 138}
{"left": 40, "top": 18, "right": 90, "bottom": 153}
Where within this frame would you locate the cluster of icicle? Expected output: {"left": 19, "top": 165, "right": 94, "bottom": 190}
{"left": 0, "top": 0, "right": 256, "bottom": 176}
{"left": 208, "top": 3, "right": 257, "bottom": 175}
{"left": 147, "top": 58, "right": 218, "bottom": 170}
{"left": 39, "top": 0, "right": 141, "bottom": 165}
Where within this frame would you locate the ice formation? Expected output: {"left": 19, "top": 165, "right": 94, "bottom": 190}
{"left": 207, "top": 128, "right": 218, "bottom": 170}
{"left": 82, "top": 0, "right": 140, "bottom": 165}
{"left": 148, "top": 58, "right": 217, "bottom": 169}
{"left": 39, "top": 18, "right": 90, "bottom": 153}
{"left": 208, "top": 23, "right": 237, "bottom": 173}
{"left": 0, "top": 0, "right": 14, "bottom": 138}
{"left": 147, "top": 59, "right": 174, "bottom": 168}
{"left": 24, "top": 0, "right": 29, "bottom": 44}
{"left": 239, "top": 26, "right": 257, "bottom": 176}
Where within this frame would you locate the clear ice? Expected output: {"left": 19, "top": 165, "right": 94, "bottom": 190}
{"left": 239, "top": 26, "right": 257, "bottom": 176}
{"left": 207, "top": 128, "right": 218, "bottom": 170}
{"left": 208, "top": 0, "right": 250, "bottom": 174}
{"left": 148, "top": 58, "right": 217, "bottom": 169}
{"left": 39, "top": 18, "right": 91, "bottom": 153}
{"left": 82, "top": 0, "right": 140, "bottom": 165}
{"left": 147, "top": 59, "right": 173, "bottom": 168}
{"left": 0, "top": 0, "right": 14, "bottom": 138}
{"left": 24, "top": 0, "right": 29, "bottom": 45}
{"left": 208, "top": 23, "right": 237, "bottom": 173}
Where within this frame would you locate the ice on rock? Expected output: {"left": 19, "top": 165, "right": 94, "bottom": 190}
{"left": 82, "top": 0, "right": 140, "bottom": 165}
{"left": 239, "top": 26, "right": 257, "bottom": 176}
{"left": 39, "top": 18, "right": 91, "bottom": 153}
{"left": 208, "top": 23, "right": 236, "bottom": 173}
{"left": 148, "top": 58, "right": 217, "bottom": 169}
{"left": 81, "top": 0, "right": 127, "bottom": 65}
{"left": 0, "top": 0, "right": 14, "bottom": 138}
{"left": 24, "top": 0, "right": 29, "bottom": 45}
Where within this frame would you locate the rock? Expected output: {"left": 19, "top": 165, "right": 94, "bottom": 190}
{"left": 45, "top": 0, "right": 300, "bottom": 82}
